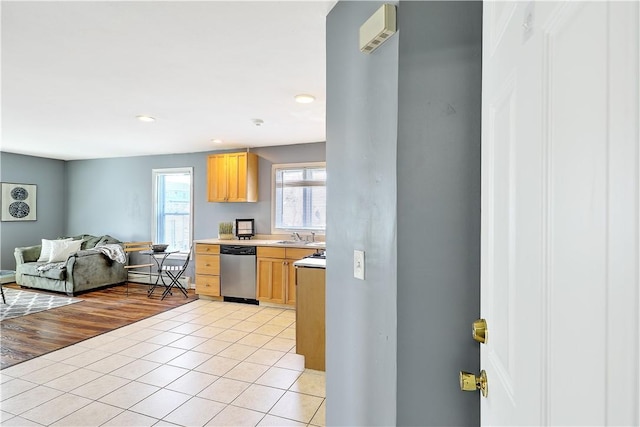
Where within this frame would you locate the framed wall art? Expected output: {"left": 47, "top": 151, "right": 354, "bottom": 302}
{"left": 1, "top": 183, "right": 37, "bottom": 221}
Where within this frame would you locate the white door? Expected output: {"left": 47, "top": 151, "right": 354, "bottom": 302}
{"left": 481, "top": 1, "right": 639, "bottom": 425}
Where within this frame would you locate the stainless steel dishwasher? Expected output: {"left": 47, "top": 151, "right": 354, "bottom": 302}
{"left": 220, "top": 245, "right": 258, "bottom": 304}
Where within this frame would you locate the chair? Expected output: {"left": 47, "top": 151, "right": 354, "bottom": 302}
{"left": 160, "top": 246, "right": 192, "bottom": 300}
{"left": 123, "top": 241, "right": 154, "bottom": 296}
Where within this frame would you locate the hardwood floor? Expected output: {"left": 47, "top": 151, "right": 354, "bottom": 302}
{"left": 0, "top": 282, "right": 198, "bottom": 370}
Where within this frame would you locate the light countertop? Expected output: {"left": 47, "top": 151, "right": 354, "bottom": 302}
{"left": 194, "top": 237, "right": 325, "bottom": 250}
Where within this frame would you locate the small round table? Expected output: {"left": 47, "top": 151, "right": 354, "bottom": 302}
{"left": 140, "top": 250, "right": 178, "bottom": 297}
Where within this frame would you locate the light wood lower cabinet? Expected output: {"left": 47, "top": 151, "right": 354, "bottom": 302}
{"left": 257, "top": 257, "right": 286, "bottom": 303}
{"left": 256, "top": 247, "right": 316, "bottom": 306}
{"left": 195, "top": 243, "right": 220, "bottom": 297}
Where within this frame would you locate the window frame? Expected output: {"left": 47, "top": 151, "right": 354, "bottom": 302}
{"left": 151, "top": 167, "right": 194, "bottom": 255}
{"left": 271, "top": 161, "right": 326, "bottom": 235}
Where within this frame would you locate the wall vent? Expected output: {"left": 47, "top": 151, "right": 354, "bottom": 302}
{"left": 359, "top": 4, "right": 397, "bottom": 54}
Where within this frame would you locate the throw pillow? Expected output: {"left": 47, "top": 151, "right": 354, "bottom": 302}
{"left": 38, "top": 238, "right": 72, "bottom": 262}
{"left": 48, "top": 239, "right": 83, "bottom": 263}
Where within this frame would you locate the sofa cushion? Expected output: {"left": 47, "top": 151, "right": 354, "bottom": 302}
{"left": 20, "top": 262, "right": 67, "bottom": 281}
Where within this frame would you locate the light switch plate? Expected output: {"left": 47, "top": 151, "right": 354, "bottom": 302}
{"left": 354, "top": 250, "right": 365, "bottom": 280}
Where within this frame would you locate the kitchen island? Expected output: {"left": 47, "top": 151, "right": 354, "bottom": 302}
{"left": 294, "top": 257, "right": 326, "bottom": 371}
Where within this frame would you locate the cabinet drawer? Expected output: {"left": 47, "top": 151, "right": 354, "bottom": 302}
{"left": 196, "top": 254, "right": 220, "bottom": 275}
{"left": 196, "top": 275, "right": 220, "bottom": 296}
{"left": 257, "top": 247, "right": 285, "bottom": 258}
{"left": 285, "top": 248, "right": 316, "bottom": 260}
{"left": 196, "top": 244, "right": 220, "bottom": 255}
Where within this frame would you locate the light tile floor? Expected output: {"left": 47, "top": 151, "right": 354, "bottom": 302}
{"left": 0, "top": 299, "right": 326, "bottom": 427}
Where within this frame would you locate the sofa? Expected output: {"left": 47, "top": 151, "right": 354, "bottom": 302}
{"left": 14, "top": 234, "right": 128, "bottom": 296}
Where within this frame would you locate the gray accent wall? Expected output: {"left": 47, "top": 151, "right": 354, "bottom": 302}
{"left": 0, "top": 152, "right": 66, "bottom": 269}
{"left": 396, "top": 2, "right": 482, "bottom": 426}
{"left": 326, "top": 1, "right": 481, "bottom": 425}
{"left": 0, "top": 143, "right": 324, "bottom": 271}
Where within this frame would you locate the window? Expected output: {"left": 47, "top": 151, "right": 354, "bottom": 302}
{"left": 272, "top": 162, "right": 326, "bottom": 234}
{"left": 152, "top": 168, "right": 193, "bottom": 252}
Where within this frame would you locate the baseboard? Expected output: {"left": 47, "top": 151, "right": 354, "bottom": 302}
{"left": 128, "top": 272, "right": 192, "bottom": 288}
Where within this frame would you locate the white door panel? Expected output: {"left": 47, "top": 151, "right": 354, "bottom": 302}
{"left": 481, "top": 1, "right": 639, "bottom": 425}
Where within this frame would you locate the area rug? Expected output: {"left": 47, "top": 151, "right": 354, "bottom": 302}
{"left": 0, "top": 288, "right": 82, "bottom": 321}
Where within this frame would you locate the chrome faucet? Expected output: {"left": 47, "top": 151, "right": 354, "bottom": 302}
{"left": 310, "top": 232, "right": 316, "bottom": 242}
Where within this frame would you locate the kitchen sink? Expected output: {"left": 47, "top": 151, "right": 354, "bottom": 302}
{"left": 272, "top": 240, "right": 325, "bottom": 247}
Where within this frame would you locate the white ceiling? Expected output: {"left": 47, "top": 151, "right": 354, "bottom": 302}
{"left": 1, "top": 1, "right": 336, "bottom": 161}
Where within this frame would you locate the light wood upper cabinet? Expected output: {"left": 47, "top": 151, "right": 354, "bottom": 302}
{"left": 207, "top": 152, "right": 258, "bottom": 202}
{"left": 208, "top": 155, "right": 227, "bottom": 202}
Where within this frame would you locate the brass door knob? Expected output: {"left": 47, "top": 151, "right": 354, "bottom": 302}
{"left": 459, "top": 370, "right": 488, "bottom": 397}
{"left": 472, "top": 318, "right": 487, "bottom": 344}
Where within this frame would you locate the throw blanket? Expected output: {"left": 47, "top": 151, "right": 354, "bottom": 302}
{"left": 91, "top": 244, "right": 127, "bottom": 264}
{"left": 36, "top": 262, "right": 65, "bottom": 272}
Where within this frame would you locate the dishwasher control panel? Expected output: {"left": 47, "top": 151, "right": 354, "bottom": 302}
{"left": 220, "top": 245, "right": 256, "bottom": 256}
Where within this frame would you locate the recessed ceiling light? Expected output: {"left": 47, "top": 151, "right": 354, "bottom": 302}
{"left": 294, "top": 94, "right": 316, "bottom": 104}
{"left": 252, "top": 118, "right": 264, "bottom": 127}
{"left": 136, "top": 115, "right": 156, "bottom": 122}
{"left": 212, "top": 139, "right": 223, "bottom": 144}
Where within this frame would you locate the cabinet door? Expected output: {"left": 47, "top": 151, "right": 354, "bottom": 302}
{"left": 284, "top": 249, "right": 316, "bottom": 306}
{"left": 226, "top": 153, "right": 248, "bottom": 202}
{"left": 195, "top": 254, "right": 219, "bottom": 275}
{"left": 257, "top": 257, "right": 286, "bottom": 304}
{"left": 196, "top": 244, "right": 220, "bottom": 255}
{"left": 286, "top": 260, "right": 297, "bottom": 306}
{"left": 195, "top": 275, "right": 220, "bottom": 296}
{"left": 207, "top": 154, "right": 228, "bottom": 202}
